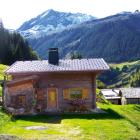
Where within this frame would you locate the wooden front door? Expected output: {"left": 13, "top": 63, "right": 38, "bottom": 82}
{"left": 47, "top": 88, "right": 57, "bottom": 110}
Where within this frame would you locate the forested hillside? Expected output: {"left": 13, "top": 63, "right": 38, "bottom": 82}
{"left": 27, "top": 12, "right": 140, "bottom": 62}
{"left": 98, "top": 60, "right": 140, "bottom": 88}
{"left": 0, "top": 21, "right": 39, "bottom": 65}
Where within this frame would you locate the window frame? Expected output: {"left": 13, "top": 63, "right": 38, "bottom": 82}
{"left": 70, "top": 88, "right": 83, "bottom": 99}
{"left": 63, "top": 87, "right": 89, "bottom": 100}
{"left": 18, "top": 95, "right": 26, "bottom": 107}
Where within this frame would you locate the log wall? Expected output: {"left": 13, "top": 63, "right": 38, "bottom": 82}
{"left": 5, "top": 72, "right": 97, "bottom": 114}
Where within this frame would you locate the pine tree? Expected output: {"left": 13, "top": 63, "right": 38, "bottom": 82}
{"left": 0, "top": 20, "right": 39, "bottom": 65}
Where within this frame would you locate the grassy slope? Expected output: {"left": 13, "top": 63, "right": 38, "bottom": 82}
{"left": 0, "top": 64, "right": 8, "bottom": 80}
{"left": 110, "top": 60, "right": 140, "bottom": 69}
{"left": 0, "top": 104, "right": 140, "bottom": 140}
{"left": 107, "top": 60, "right": 140, "bottom": 88}
{"left": 0, "top": 64, "right": 8, "bottom": 96}
{"left": 0, "top": 63, "right": 140, "bottom": 139}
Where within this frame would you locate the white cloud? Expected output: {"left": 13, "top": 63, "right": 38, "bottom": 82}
{"left": 0, "top": 0, "right": 140, "bottom": 29}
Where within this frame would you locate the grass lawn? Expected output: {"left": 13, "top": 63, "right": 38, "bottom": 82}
{"left": 0, "top": 104, "right": 140, "bottom": 140}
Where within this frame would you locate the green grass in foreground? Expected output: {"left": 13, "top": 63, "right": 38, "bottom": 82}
{"left": 0, "top": 104, "right": 140, "bottom": 140}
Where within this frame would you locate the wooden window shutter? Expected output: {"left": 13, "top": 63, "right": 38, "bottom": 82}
{"left": 63, "top": 89, "right": 70, "bottom": 99}
{"left": 82, "top": 88, "right": 89, "bottom": 99}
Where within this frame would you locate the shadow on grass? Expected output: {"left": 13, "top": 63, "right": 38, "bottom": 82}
{"left": 12, "top": 115, "right": 62, "bottom": 124}
{"left": 12, "top": 108, "right": 124, "bottom": 124}
{"left": 124, "top": 105, "right": 140, "bottom": 131}
{"left": 134, "top": 105, "right": 140, "bottom": 112}
{"left": 126, "top": 118, "right": 140, "bottom": 131}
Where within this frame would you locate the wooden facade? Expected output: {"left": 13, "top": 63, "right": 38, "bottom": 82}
{"left": 126, "top": 98, "right": 140, "bottom": 104}
{"left": 4, "top": 72, "right": 98, "bottom": 115}
{"left": 3, "top": 58, "right": 109, "bottom": 115}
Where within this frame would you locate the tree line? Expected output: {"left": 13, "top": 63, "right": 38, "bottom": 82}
{"left": 98, "top": 64, "right": 140, "bottom": 88}
{"left": 0, "top": 21, "right": 39, "bottom": 65}
{"left": 130, "top": 68, "right": 140, "bottom": 87}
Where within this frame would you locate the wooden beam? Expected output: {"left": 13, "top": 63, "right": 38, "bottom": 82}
{"left": 92, "top": 75, "right": 97, "bottom": 109}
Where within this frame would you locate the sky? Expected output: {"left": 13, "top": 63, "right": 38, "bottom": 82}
{"left": 0, "top": 0, "right": 140, "bottom": 29}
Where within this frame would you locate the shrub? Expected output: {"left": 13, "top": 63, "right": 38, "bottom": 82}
{"left": 67, "top": 99, "right": 88, "bottom": 112}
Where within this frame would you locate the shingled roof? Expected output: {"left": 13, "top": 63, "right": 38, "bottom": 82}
{"left": 5, "top": 58, "right": 109, "bottom": 74}
{"left": 120, "top": 88, "right": 140, "bottom": 98}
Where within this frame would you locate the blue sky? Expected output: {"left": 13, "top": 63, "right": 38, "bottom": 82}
{"left": 0, "top": 0, "right": 140, "bottom": 29}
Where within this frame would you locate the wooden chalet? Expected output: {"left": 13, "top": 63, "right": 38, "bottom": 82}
{"left": 100, "top": 89, "right": 122, "bottom": 105}
{"left": 3, "top": 48, "right": 109, "bottom": 115}
{"left": 120, "top": 88, "right": 140, "bottom": 104}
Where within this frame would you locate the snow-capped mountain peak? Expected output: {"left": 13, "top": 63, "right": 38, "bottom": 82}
{"left": 40, "top": 9, "right": 56, "bottom": 18}
{"left": 18, "top": 9, "right": 95, "bottom": 39}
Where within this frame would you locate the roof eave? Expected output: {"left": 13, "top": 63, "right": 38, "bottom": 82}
{"left": 5, "top": 69, "right": 109, "bottom": 75}
{"left": 4, "top": 61, "right": 18, "bottom": 74}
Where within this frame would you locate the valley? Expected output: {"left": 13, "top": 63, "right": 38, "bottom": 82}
{"left": 0, "top": 9, "right": 140, "bottom": 88}
{"left": 0, "top": 1, "right": 140, "bottom": 139}
{"left": 98, "top": 60, "right": 140, "bottom": 88}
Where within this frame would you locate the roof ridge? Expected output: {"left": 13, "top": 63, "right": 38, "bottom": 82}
{"left": 9, "top": 58, "right": 105, "bottom": 63}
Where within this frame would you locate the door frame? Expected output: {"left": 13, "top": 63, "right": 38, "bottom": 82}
{"left": 47, "top": 88, "right": 58, "bottom": 110}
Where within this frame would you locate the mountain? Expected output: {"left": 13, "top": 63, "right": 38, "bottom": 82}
{"left": 18, "top": 9, "right": 95, "bottom": 39}
{"left": 25, "top": 11, "right": 140, "bottom": 63}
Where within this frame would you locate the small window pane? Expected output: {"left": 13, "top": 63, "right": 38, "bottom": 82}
{"left": 70, "top": 88, "right": 82, "bottom": 99}
{"left": 18, "top": 95, "right": 26, "bottom": 106}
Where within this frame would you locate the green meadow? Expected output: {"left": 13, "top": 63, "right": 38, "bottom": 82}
{"left": 0, "top": 104, "right": 140, "bottom": 140}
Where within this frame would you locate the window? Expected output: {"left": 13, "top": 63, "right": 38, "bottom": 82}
{"left": 70, "top": 88, "right": 82, "bottom": 99}
{"left": 63, "top": 88, "right": 89, "bottom": 99}
{"left": 18, "top": 95, "right": 26, "bottom": 107}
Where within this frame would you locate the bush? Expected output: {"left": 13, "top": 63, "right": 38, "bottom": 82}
{"left": 67, "top": 99, "right": 88, "bottom": 112}
{"left": 96, "top": 80, "right": 106, "bottom": 89}
{"left": 96, "top": 91, "right": 110, "bottom": 104}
